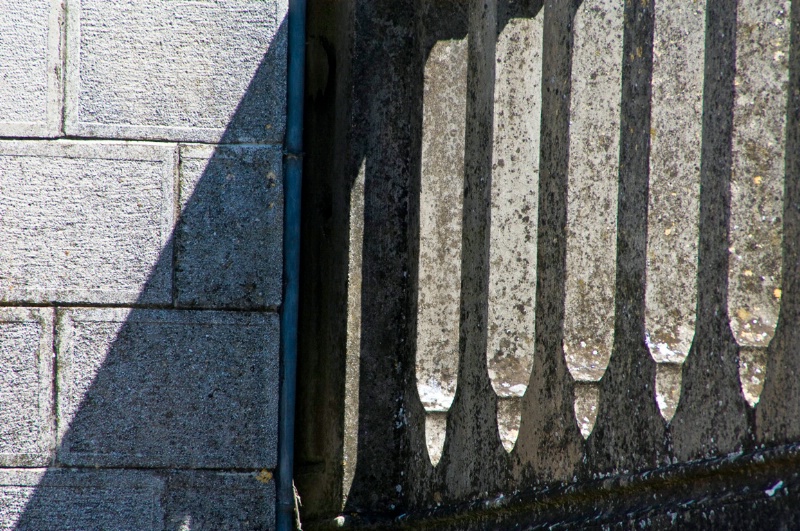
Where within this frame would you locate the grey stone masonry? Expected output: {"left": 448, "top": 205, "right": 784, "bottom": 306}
{"left": 0, "top": 0, "right": 286, "bottom": 526}
{"left": 0, "top": 468, "right": 275, "bottom": 530}
{"left": 0, "top": 140, "right": 175, "bottom": 305}
{"left": 0, "top": 0, "right": 63, "bottom": 138}
{"left": 65, "top": 0, "right": 288, "bottom": 143}
{"left": 0, "top": 469, "right": 163, "bottom": 531}
{"left": 0, "top": 308, "right": 54, "bottom": 467}
{"left": 177, "top": 144, "right": 284, "bottom": 309}
{"left": 56, "top": 308, "right": 279, "bottom": 469}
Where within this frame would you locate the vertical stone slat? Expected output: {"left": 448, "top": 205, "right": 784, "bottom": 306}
{"left": 586, "top": 0, "right": 667, "bottom": 474}
{"left": 670, "top": 0, "right": 750, "bottom": 461}
{"left": 512, "top": 0, "right": 584, "bottom": 483}
{"left": 645, "top": 0, "right": 706, "bottom": 421}
{"left": 756, "top": 0, "right": 800, "bottom": 444}
{"left": 488, "top": 9, "right": 543, "bottom": 453}
{"left": 728, "top": 0, "right": 791, "bottom": 406}
{"left": 563, "top": 0, "right": 624, "bottom": 438}
{"left": 440, "top": 0, "right": 511, "bottom": 500}
{"left": 415, "top": 36, "right": 468, "bottom": 466}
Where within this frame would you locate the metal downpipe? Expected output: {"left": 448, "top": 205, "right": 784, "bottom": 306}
{"left": 278, "top": 0, "right": 305, "bottom": 527}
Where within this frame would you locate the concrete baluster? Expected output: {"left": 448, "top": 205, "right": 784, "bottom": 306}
{"left": 645, "top": 0, "right": 706, "bottom": 421}
{"left": 729, "top": 0, "right": 791, "bottom": 406}
{"left": 564, "top": 0, "right": 623, "bottom": 438}
{"left": 415, "top": 37, "right": 469, "bottom": 466}
{"left": 488, "top": 11, "right": 543, "bottom": 453}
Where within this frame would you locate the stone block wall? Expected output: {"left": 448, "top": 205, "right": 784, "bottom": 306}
{"left": 0, "top": 1, "right": 286, "bottom": 528}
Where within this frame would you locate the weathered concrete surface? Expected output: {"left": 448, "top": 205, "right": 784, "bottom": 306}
{"left": 488, "top": 13, "right": 542, "bottom": 452}
{"left": 512, "top": 0, "right": 584, "bottom": 483}
{"left": 0, "top": 0, "right": 62, "bottom": 137}
{"left": 645, "top": 0, "right": 704, "bottom": 365}
{"left": 0, "top": 141, "right": 174, "bottom": 305}
{"left": 563, "top": 0, "right": 623, "bottom": 441}
{"left": 415, "top": 37, "right": 467, "bottom": 465}
{"left": 0, "top": 469, "right": 275, "bottom": 530}
{"left": 56, "top": 308, "right": 278, "bottom": 469}
{"left": 65, "top": 0, "right": 287, "bottom": 143}
{"left": 728, "top": 0, "right": 790, "bottom": 352}
{"left": 332, "top": 444, "right": 800, "bottom": 530}
{"left": 585, "top": 0, "right": 667, "bottom": 474}
{"left": 669, "top": 0, "right": 751, "bottom": 462}
{"left": 564, "top": 0, "right": 622, "bottom": 388}
{"left": 755, "top": 0, "right": 800, "bottom": 445}
{"left": 0, "top": 308, "right": 54, "bottom": 467}
{"left": 436, "top": 0, "right": 511, "bottom": 499}
{"left": 176, "top": 144, "right": 283, "bottom": 309}
{"left": 297, "top": 0, "right": 800, "bottom": 526}
{"left": 645, "top": 0, "right": 706, "bottom": 421}
{"left": 343, "top": 163, "right": 365, "bottom": 499}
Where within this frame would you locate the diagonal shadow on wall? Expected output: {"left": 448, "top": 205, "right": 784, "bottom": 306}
{"left": 8, "top": 17, "right": 287, "bottom": 531}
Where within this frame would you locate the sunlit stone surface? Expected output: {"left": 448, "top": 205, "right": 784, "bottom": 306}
{"left": 488, "top": 14, "right": 543, "bottom": 453}
{"left": 645, "top": 0, "right": 706, "bottom": 420}
{"left": 564, "top": 0, "right": 623, "bottom": 436}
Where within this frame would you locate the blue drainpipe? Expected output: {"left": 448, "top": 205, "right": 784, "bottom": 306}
{"left": 278, "top": 0, "right": 305, "bottom": 528}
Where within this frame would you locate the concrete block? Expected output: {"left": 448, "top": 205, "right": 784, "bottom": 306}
{"left": 0, "top": 0, "right": 63, "bottom": 137}
{"left": 176, "top": 144, "right": 283, "bottom": 309}
{"left": 163, "top": 471, "right": 275, "bottom": 531}
{"left": 65, "top": 0, "right": 288, "bottom": 143}
{"left": 0, "top": 141, "right": 174, "bottom": 305}
{"left": 56, "top": 308, "right": 279, "bottom": 469}
{"left": 0, "top": 468, "right": 164, "bottom": 530}
{"left": 0, "top": 308, "right": 54, "bottom": 466}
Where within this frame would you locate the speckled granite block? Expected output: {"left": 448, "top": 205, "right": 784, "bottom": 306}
{"left": 0, "top": 308, "right": 54, "bottom": 466}
{"left": 56, "top": 308, "right": 279, "bottom": 469}
{"left": 176, "top": 144, "right": 283, "bottom": 309}
{"left": 0, "top": 0, "right": 63, "bottom": 137}
{"left": 64, "top": 0, "right": 288, "bottom": 143}
{"left": 0, "top": 141, "right": 175, "bottom": 305}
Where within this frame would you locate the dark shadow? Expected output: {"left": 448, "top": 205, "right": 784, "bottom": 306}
{"left": 510, "top": 0, "right": 586, "bottom": 485}
{"left": 302, "top": 0, "right": 573, "bottom": 517}
{"left": 756, "top": 0, "right": 800, "bottom": 444}
{"left": 13, "top": 18, "right": 287, "bottom": 530}
{"left": 669, "top": 0, "right": 751, "bottom": 460}
{"left": 585, "top": 0, "right": 667, "bottom": 474}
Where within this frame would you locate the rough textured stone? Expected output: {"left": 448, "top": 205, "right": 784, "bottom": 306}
{"left": 65, "top": 0, "right": 287, "bottom": 143}
{"left": 0, "top": 469, "right": 164, "bottom": 531}
{"left": 488, "top": 12, "right": 542, "bottom": 453}
{"left": 585, "top": 0, "right": 667, "bottom": 474}
{"left": 56, "top": 308, "right": 279, "bottom": 469}
{"left": 564, "top": 0, "right": 622, "bottom": 384}
{"left": 669, "top": 0, "right": 751, "bottom": 462}
{"left": 512, "top": 0, "right": 585, "bottom": 483}
{"left": 163, "top": 472, "right": 275, "bottom": 531}
{"left": 0, "top": 141, "right": 174, "bottom": 305}
{"left": 0, "top": 469, "right": 275, "bottom": 530}
{"left": 0, "top": 308, "right": 54, "bottom": 466}
{"left": 415, "top": 36, "right": 467, "bottom": 465}
{"left": 176, "top": 144, "right": 283, "bottom": 309}
{"left": 728, "top": 0, "right": 790, "bottom": 349}
{"left": 645, "top": 0, "right": 705, "bottom": 420}
{"left": 645, "top": 0, "right": 705, "bottom": 364}
{"left": 0, "top": 0, "right": 62, "bottom": 137}
{"left": 296, "top": 0, "right": 800, "bottom": 523}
